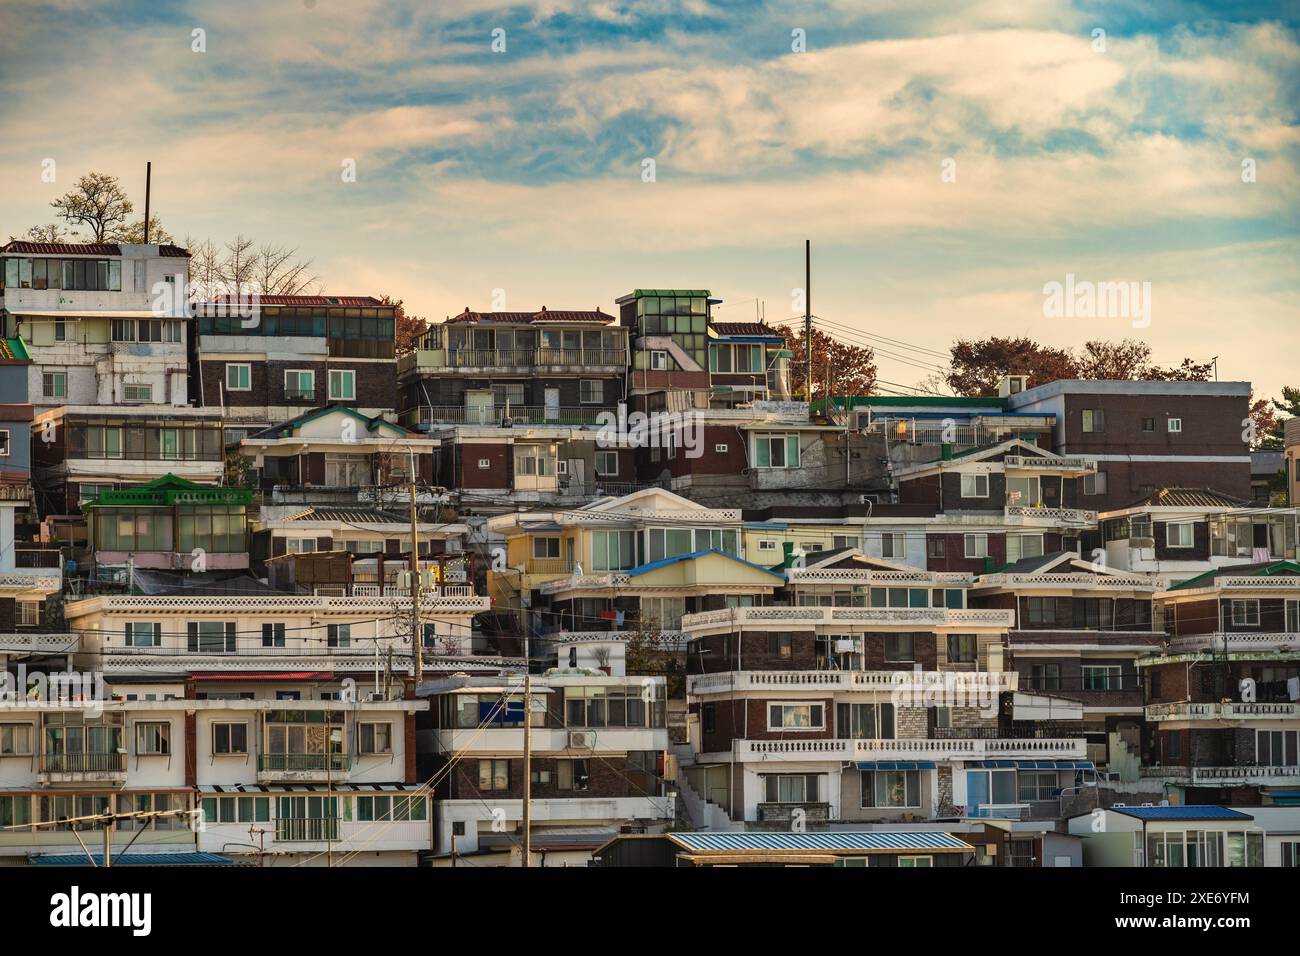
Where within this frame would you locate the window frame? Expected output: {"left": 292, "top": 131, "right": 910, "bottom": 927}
{"left": 328, "top": 368, "right": 356, "bottom": 401}
{"left": 225, "top": 363, "right": 252, "bottom": 391}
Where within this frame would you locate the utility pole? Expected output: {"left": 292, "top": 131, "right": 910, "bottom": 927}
{"left": 409, "top": 447, "right": 423, "bottom": 688}
{"left": 522, "top": 630, "right": 532, "bottom": 868}
{"left": 804, "top": 239, "right": 812, "bottom": 405}
{"left": 325, "top": 719, "right": 334, "bottom": 867}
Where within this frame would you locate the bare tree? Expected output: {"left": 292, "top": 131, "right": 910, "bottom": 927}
{"left": 184, "top": 236, "right": 223, "bottom": 300}
{"left": 219, "top": 235, "right": 257, "bottom": 292}
{"left": 253, "top": 242, "right": 319, "bottom": 295}
{"left": 49, "top": 172, "right": 133, "bottom": 242}
{"left": 20, "top": 223, "right": 73, "bottom": 242}
{"left": 183, "top": 234, "right": 321, "bottom": 302}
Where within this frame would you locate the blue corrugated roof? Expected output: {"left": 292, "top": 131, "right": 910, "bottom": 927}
{"left": 1110, "top": 805, "right": 1253, "bottom": 822}
{"left": 670, "top": 831, "right": 971, "bottom": 853}
{"left": 627, "top": 549, "right": 787, "bottom": 580}
{"left": 29, "top": 851, "right": 233, "bottom": 866}
{"left": 855, "top": 761, "right": 937, "bottom": 771}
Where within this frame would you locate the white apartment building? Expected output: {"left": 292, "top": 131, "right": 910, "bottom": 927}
{"left": 0, "top": 241, "right": 192, "bottom": 411}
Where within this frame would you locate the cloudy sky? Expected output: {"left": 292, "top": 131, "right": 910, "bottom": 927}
{"left": 1, "top": 0, "right": 1296, "bottom": 398}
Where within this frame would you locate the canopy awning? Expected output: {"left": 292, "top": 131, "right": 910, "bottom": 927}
{"left": 29, "top": 851, "right": 233, "bottom": 866}
{"left": 854, "top": 761, "right": 938, "bottom": 771}
{"left": 968, "top": 760, "right": 1095, "bottom": 770}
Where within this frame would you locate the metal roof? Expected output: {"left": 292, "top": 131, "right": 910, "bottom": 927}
{"left": 1109, "top": 805, "right": 1253, "bottom": 822}
{"left": 668, "top": 830, "right": 972, "bottom": 853}
{"left": 29, "top": 851, "right": 233, "bottom": 866}
{"left": 1120, "top": 486, "right": 1249, "bottom": 510}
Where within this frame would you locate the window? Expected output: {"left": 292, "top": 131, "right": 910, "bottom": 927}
{"left": 261, "top": 622, "right": 286, "bottom": 647}
{"left": 762, "top": 773, "right": 821, "bottom": 803}
{"left": 758, "top": 539, "right": 777, "bottom": 552}
{"left": 1167, "top": 418, "right": 1182, "bottom": 433}
{"left": 1082, "top": 408, "right": 1105, "bottom": 433}
{"left": 1282, "top": 842, "right": 1300, "bottom": 867}
{"left": 212, "top": 722, "right": 248, "bottom": 755}
{"left": 135, "top": 722, "right": 171, "bottom": 756}
{"left": 225, "top": 363, "right": 251, "bottom": 391}
{"left": 358, "top": 722, "right": 393, "bottom": 754}
{"left": 16, "top": 602, "right": 40, "bottom": 627}
{"left": 284, "top": 369, "right": 315, "bottom": 400}
{"left": 884, "top": 634, "right": 914, "bottom": 663}
{"left": 947, "top": 634, "right": 977, "bottom": 663}
{"left": 595, "top": 450, "right": 618, "bottom": 477}
{"left": 0, "top": 430, "right": 9, "bottom": 458}
{"left": 0, "top": 723, "right": 34, "bottom": 756}
{"left": 477, "top": 458, "right": 491, "bottom": 469}
{"left": 767, "top": 703, "right": 824, "bottom": 730}
{"left": 768, "top": 633, "right": 793, "bottom": 659}
{"left": 1006, "top": 533, "right": 1044, "bottom": 563}
{"left": 715, "top": 443, "right": 728, "bottom": 453}
{"left": 927, "top": 538, "right": 946, "bottom": 559}
{"left": 898, "top": 856, "right": 933, "bottom": 868}
{"left": 881, "top": 533, "right": 906, "bottom": 559}
{"left": 1029, "top": 663, "right": 1061, "bottom": 691}
{"left": 579, "top": 380, "right": 603, "bottom": 404}
{"left": 532, "top": 537, "right": 561, "bottom": 559}
{"left": 557, "top": 759, "right": 590, "bottom": 791}
{"left": 187, "top": 621, "right": 236, "bottom": 653}
{"left": 1166, "top": 523, "right": 1194, "bottom": 548}
{"left": 833, "top": 535, "right": 859, "bottom": 550}
{"left": 960, "top": 473, "right": 989, "bottom": 498}
{"left": 861, "top": 769, "right": 921, "bottom": 808}
{"left": 591, "top": 529, "right": 637, "bottom": 571}
{"left": 837, "top": 702, "right": 894, "bottom": 739}
{"left": 1256, "top": 730, "right": 1299, "bottom": 767}
{"left": 42, "top": 371, "right": 66, "bottom": 398}
{"left": 1082, "top": 471, "right": 1107, "bottom": 496}
{"left": 285, "top": 537, "right": 316, "bottom": 555}
{"left": 111, "top": 319, "right": 136, "bottom": 342}
{"left": 754, "top": 433, "right": 800, "bottom": 469}
{"left": 1231, "top": 600, "right": 1261, "bottom": 627}
{"left": 325, "top": 453, "right": 368, "bottom": 486}
{"left": 1025, "top": 597, "right": 1055, "bottom": 627}
{"left": 964, "top": 533, "right": 989, "bottom": 558}
{"left": 124, "top": 622, "right": 161, "bottom": 647}
{"left": 1083, "top": 665, "right": 1122, "bottom": 690}
{"left": 327, "top": 624, "right": 351, "bottom": 648}
{"left": 328, "top": 369, "right": 355, "bottom": 401}
{"left": 650, "top": 350, "right": 668, "bottom": 370}
{"left": 356, "top": 794, "right": 426, "bottom": 822}
{"left": 1141, "top": 417, "right": 1155, "bottom": 432}
{"left": 1006, "top": 476, "right": 1041, "bottom": 508}
{"left": 478, "top": 759, "right": 511, "bottom": 791}
{"left": 1018, "top": 772, "right": 1060, "bottom": 802}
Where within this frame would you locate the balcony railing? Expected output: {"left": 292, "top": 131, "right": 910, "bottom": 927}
{"left": 688, "top": 669, "right": 1019, "bottom": 696}
{"left": 442, "top": 347, "right": 626, "bottom": 369}
{"left": 275, "top": 818, "right": 340, "bottom": 842}
{"left": 1004, "top": 505, "right": 1097, "bottom": 527}
{"left": 258, "top": 753, "right": 350, "bottom": 772}
{"left": 407, "top": 404, "right": 609, "bottom": 427}
{"left": 1003, "top": 455, "right": 1097, "bottom": 473}
{"left": 40, "top": 752, "right": 127, "bottom": 774}
{"left": 728, "top": 736, "right": 1087, "bottom": 761}
{"left": 1143, "top": 764, "right": 1300, "bottom": 785}
{"left": 1145, "top": 701, "right": 1300, "bottom": 721}
{"left": 1166, "top": 631, "right": 1300, "bottom": 655}
{"left": 680, "top": 605, "right": 1015, "bottom": 629}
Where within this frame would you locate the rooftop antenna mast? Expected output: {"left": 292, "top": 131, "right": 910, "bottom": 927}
{"left": 143, "top": 161, "right": 152, "bottom": 244}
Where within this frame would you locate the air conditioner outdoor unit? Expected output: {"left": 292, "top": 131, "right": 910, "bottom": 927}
{"left": 568, "top": 731, "right": 594, "bottom": 749}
